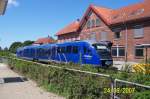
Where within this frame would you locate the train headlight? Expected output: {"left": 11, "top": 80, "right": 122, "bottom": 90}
{"left": 105, "top": 61, "right": 113, "bottom": 66}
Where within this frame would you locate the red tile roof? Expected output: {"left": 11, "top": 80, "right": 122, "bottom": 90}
{"left": 56, "top": 21, "right": 80, "bottom": 36}
{"left": 56, "top": 0, "right": 150, "bottom": 36}
{"left": 92, "top": 5, "right": 112, "bottom": 24}
{"left": 79, "top": 4, "right": 112, "bottom": 27}
{"left": 34, "top": 37, "right": 56, "bottom": 44}
{"left": 111, "top": 1, "right": 150, "bottom": 25}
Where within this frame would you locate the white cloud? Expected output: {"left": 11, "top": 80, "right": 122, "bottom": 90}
{"left": 8, "top": 0, "right": 19, "bottom": 7}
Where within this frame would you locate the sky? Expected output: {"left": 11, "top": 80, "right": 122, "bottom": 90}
{"left": 0, "top": 0, "right": 143, "bottom": 48}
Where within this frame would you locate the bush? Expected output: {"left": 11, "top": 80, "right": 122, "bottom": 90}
{"left": 132, "top": 64, "right": 150, "bottom": 74}
{"left": 7, "top": 58, "right": 112, "bottom": 99}
{"left": 132, "top": 91, "right": 150, "bottom": 99}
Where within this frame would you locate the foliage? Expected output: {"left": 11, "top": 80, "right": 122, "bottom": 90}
{"left": 0, "top": 51, "right": 11, "bottom": 57}
{"left": 7, "top": 58, "right": 111, "bottom": 99}
{"left": 9, "top": 40, "right": 34, "bottom": 53}
{"left": 9, "top": 42, "right": 22, "bottom": 53}
{"left": 22, "top": 40, "right": 34, "bottom": 46}
{"left": 132, "top": 63, "right": 150, "bottom": 74}
{"left": 147, "top": 58, "right": 150, "bottom": 64}
{"left": 0, "top": 46, "right": 2, "bottom": 51}
{"left": 4, "top": 47, "right": 9, "bottom": 51}
{"left": 132, "top": 91, "right": 150, "bottom": 99}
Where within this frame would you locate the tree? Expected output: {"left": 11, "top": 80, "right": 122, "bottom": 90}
{"left": 9, "top": 42, "right": 22, "bottom": 53}
{"left": 4, "top": 47, "right": 8, "bottom": 51}
{"left": 0, "top": 46, "right": 2, "bottom": 51}
{"left": 22, "top": 40, "right": 34, "bottom": 46}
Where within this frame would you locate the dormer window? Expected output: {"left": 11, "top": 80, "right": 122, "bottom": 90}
{"left": 87, "top": 20, "right": 91, "bottom": 28}
{"left": 86, "top": 18, "right": 100, "bottom": 29}
{"left": 91, "top": 19, "right": 95, "bottom": 27}
{"left": 136, "top": 8, "right": 144, "bottom": 15}
{"left": 96, "top": 18, "right": 101, "bottom": 27}
{"left": 130, "top": 8, "right": 144, "bottom": 16}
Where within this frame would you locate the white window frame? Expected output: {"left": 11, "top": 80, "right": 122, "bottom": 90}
{"left": 134, "top": 25, "right": 144, "bottom": 38}
{"left": 112, "top": 46, "right": 125, "bottom": 57}
{"left": 135, "top": 46, "right": 144, "bottom": 57}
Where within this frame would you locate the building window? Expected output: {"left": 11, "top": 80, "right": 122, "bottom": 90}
{"left": 101, "top": 32, "right": 107, "bottom": 41}
{"left": 90, "top": 33, "right": 96, "bottom": 41}
{"left": 112, "top": 47, "right": 125, "bottom": 57}
{"left": 87, "top": 20, "right": 91, "bottom": 28}
{"left": 91, "top": 19, "right": 95, "bottom": 27}
{"left": 119, "top": 48, "right": 125, "bottom": 56}
{"left": 134, "top": 25, "right": 144, "bottom": 38}
{"left": 135, "top": 46, "right": 144, "bottom": 57}
{"left": 96, "top": 18, "right": 100, "bottom": 26}
{"left": 114, "top": 32, "right": 121, "bottom": 39}
{"left": 112, "top": 48, "right": 117, "bottom": 56}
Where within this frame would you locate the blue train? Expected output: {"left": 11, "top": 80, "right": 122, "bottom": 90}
{"left": 16, "top": 41, "right": 113, "bottom": 67}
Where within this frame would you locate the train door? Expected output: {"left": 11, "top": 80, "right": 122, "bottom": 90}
{"left": 82, "top": 46, "right": 93, "bottom": 64}
{"left": 59, "top": 47, "right": 66, "bottom": 62}
{"left": 66, "top": 45, "right": 72, "bottom": 62}
{"left": 47, "top": 47, "right": 52, "bottom": 61}
{"left": 51, "top": 46, "right": 57, "bottom": 61}
{"left": 71, "top": 46, "right": 80, "bottom": 63}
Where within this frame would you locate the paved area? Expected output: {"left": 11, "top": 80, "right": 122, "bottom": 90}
{"left": 0, "top": 63, "right": 64, "bottom": 99}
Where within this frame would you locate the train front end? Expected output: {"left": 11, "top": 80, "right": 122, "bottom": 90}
{"left": 92, "top": 41, "right": 113, "bottom": 67}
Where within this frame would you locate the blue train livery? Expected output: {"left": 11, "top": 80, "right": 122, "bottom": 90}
{"left": 16, "top": 40, "right": 113, "bottom": 67}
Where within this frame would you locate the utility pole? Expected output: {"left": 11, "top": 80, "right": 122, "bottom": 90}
{"left": 122, "top": 9, "right": 128, "bottom": 63}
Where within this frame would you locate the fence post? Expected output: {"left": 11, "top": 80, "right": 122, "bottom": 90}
{"left": 110, "top": 77, "right": 114, "bottom": 99}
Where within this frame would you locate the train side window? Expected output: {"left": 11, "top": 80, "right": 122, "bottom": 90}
{"left": 57, "top": 47, "right": 61, "bottom": 53}
{"left": 61, "top": 47, "right": 66, "bottom": 53}
{"left": 40, "top": 49, "right": 43, "bottom": 56}
{"left": 41, "top": 48, "right": 44, "bottom": 56}
{"left": 83, "top": 46, "right": 92, "bottom": 55}
{"left": 66, "top": 46, "right": 72, "bottom": 53}
{"left": 87, "top": 49, "right": 92, "bottom": 55}
{"left": 52, "top": 47, "right": 56, "bottom": 54}
{"left": 83, "top": 46, "right": 87, "bottom": 54}
{"left": 41, "top": 48, "right": 45, "bottom": 56}
{"left": 38, "top": 48, "right": 41, "bottom": 56}
{"left": 73, "top": 46, "right": 78, "bottom": 54}
{"left": 45, "top": 49, "right": 49, "bottom": 56}
{"left": 48, "top": 48, "right": 51, "bottom": 55}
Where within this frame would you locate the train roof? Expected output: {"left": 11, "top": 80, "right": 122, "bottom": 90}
{"left": 56, "top": 40, "right": 112, "bottom": 46}
{"left": 17, "top": 40, "right": 112, "bottom": 50}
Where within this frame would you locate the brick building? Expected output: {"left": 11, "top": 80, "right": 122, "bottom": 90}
{"left": 34, "top": 36, "right": 56, "bottom": 45}
{"left": 56, "top": 0, "right": 150, "bottom": 62}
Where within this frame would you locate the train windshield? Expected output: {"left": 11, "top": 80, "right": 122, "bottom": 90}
{"left": 96, "top": 45, "right": 107, "bottom": 50}
{"left": 92, "top": 43, "right": 112, "bottom": 59}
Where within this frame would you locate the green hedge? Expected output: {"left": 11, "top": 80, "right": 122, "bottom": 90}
{"left": 7, "top": 58, "right": 150, "bottom": 99}
{"left": 8, "top": 58, "right": 112, "bottom": 99}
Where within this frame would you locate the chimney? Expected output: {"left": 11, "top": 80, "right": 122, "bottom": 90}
{"left": 77, "top": 19, "right": 80, "bottom": 22}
